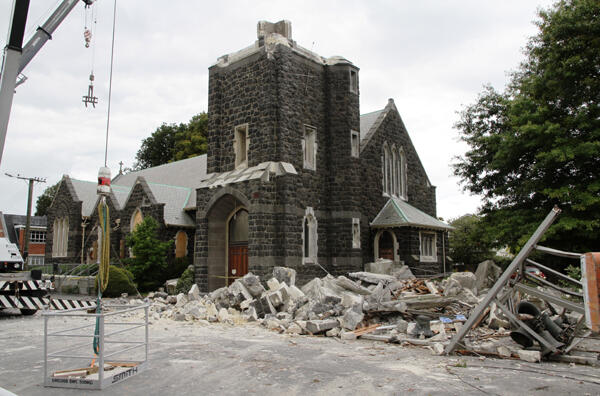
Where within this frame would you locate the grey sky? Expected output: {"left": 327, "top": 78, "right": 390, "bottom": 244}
{"left": 0, "top": 0, "right": 554, "bottom": 220}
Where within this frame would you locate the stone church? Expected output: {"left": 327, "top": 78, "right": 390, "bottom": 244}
{"left": 46, "top": 20, "right": 451, "bottom": 292}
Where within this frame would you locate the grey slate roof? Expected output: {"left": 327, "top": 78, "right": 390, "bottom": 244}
{"left": 146, "top": 183, "right": 195, "bottom": 227}
{"left": 110, "top": 184, "right": 131, "bottom": 209}
{"left": 371, "top": 197, "right": 453, "bottom": 231}
{"left": 112, "top": 155, "right": 207, "bottom": 188}
{"left": 70, "top": 179, "right": 100, "bottom": 217}
{"left": 360, "top": 109, "right": 384, "bottom": 141}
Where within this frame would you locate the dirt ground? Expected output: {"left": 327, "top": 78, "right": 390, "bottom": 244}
{"left": 1, "top": 309, "right": 599, "bottom": 396}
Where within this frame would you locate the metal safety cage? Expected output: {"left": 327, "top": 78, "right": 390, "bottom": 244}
{"left": 43, "top": 303, "right": 149, "bottom": 390}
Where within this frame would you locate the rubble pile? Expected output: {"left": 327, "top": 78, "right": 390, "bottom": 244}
{"left": 118, "top": 260, "right": 588, "bottom": 363}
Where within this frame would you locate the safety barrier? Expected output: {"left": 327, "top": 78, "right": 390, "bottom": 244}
{"left": 43, "top": 303, "right": 148, "bottom": 390}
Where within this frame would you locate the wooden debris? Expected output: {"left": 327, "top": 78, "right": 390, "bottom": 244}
{"left": 353, "top": 323, "right": 381, "bottom": 336}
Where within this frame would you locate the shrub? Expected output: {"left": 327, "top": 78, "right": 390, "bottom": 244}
{"left": 99, "top": 265, "right": 137, "bottom": 297}
{"left": 175, "top": 266, "right": 194, "bottom": 294}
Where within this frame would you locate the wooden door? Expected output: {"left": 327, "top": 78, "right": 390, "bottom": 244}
{"left": 378, "top": 231, "right": 395, "bottom": 260}
{"left": 228, "top": 245, "right": 248, "bottom": 285}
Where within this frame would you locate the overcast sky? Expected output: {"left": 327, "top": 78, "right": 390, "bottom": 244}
{"left": 0, "top": 0, "right": 554, "bottom": 220}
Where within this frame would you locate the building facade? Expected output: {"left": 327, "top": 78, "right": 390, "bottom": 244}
{"left": 46, "top": 20, "right": 451, "bottom": 291}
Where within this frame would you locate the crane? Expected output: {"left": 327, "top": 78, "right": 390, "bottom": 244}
{"left": 0, "top": 0, "right": 95, "bottom": 165}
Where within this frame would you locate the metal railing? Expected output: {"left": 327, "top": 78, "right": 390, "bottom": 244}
{"left": 43, "top": 303, "right": 148, "bottom": 390}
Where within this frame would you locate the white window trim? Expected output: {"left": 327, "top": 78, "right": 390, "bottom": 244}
{"left": 303, "top": 125, "right": 317, "bottom": 171}
{"left": 352, "top": 218, "right": 360, "bottom": 249}
{"left": 399, "top": 147, "right": 407, "bottom": 200}
{"left": 53, "top": 217, "right": 68, "bottom": 257}
{"left": 234, "top": 123, "right": 249, "bottom": 169}
{"left": 419, "top": 231, "right": 437, "bottom": 263}
{"left": 349, "top": 69, "right": 358, "bottom": 94}
{"left": 350, "top": 130, "right": 360, "bottom": 158}
{"left": 302, "top": 207, "right": 318, "bottom": 263}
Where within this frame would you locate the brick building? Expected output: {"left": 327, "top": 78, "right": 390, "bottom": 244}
{"left": 46, "top": 20, "right": 451, "bottom": 291}
{"left": 1, "top": 212, "right": 47, "bottom": 266}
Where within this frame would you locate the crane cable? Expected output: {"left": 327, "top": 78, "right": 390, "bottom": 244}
{"left": 93, "top": 0, "right": 117, "bottom": 358}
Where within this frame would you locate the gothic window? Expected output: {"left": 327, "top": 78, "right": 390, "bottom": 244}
{"left": 234, "top": 124, "right": 249, "bottom": 169}
{"left": 352, "top": 218, "right": 360, "bottom": 249}
{"left": 391, "top": 146, "right": 398, "bottom": 196}
{"left": 383, "top": 143, "right": 391, "bottom": 194}
{"left": 53, "top": 217, "right": 69, "bottom": 257}
{"left": 131, "top": 208, "right": 143, "bottom": 231}
{"left": 175, "top": 231, "right": 188, "bottom": 258}
{"left": 302, "top": 207, "right": 318, "bottom": 263}
{"left": 420, "top": 231, "right": 437, "bottom": 262}
{"left": 399, "top": 147, "right": 407, "bottom": 199}
{"left": 303, "top": 125, "right": 317, "bottom": 170}
{"left": 350, "top": 130, "right": 360, "bottom": 158}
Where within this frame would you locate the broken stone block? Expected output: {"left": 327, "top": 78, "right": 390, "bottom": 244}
{"left": 273, "top": 266, "right": 296, "bottom": 286}
{"left": 474, "top": 260, "right": 502, "bottom": 293}
{"left": 267, "top": 290, "right": 284, "bottom": 308}
{"left": 334, "top": 276, "right": 372, "bottom": 295}
{"left": 188, "top": 284, "right": 201, "bottom": 301}
{"left": 167, "top": 295, "right": 177, "bottom": 304}
{"left": 175, "top": 293, "right": 188, "bottom": 307}
{"left": 287, "top": 285, "right": 305, "bottom": 300}
{"left": 348, "top": 271, "right": 396, "bottom": 285}
{"left": 366, "top": 282, "right": 391, "bottom": 307}
{"left": 173, "top": 312, "right": 186, "bottom": 321}
{"left": 185, "top": 306, "right": 205, "bottom": 320}
{"left": 497, "top": 346, "right": 512, "bottom": 358}
{"left": 155, "top": 291, "right": 168, "bottom": 299}
{"left": 240, "top": 273, "right": 266, "bottom": 297}
{"left": 518, "top": 350, "right": 541, "bottom": 363}
{"left": 341, "top": 292, "right": 363, "bottom": 309}
{"left": 326, "top": 327, "right": 341, "bottom": 337}
{"left": 393, "top": 265, "right": 416, "bottom": 279}
{"left": 259, "top": 295, "right": 277, "bottom": 315}
{"left": 447, "top": 272, "right": 477, "bottom": 292}
{"left": 218, "top": 308, "right": 230, "bottom": 323}
{"left": 431, "top": 343, "right": 445, "bottom": 355}
{"left": 229, "top": 280, "right": 253, "bottom": 301}
{"left": 340, "top": 330, "right": 357, "bottom": 341}
{"left": 301, "top": 277, "right": 323, "bottom": 297}
{"left": 267, "top": 277, "right": 281, "bottom": 291}
{"left": 243, "top": 306, "right": 258, "bottom": 322}
{"left": 305, "top": 319, "right": 339, "bottom": 334}
{"left": 365, "top": 259, "right": 394, "bottom": 275}
{"left": 396, "top": 319, "right": 409, "bottom": 333}
{"left": 487, "top": 303, "right": 510, "bottom": 330}
{"left": 276, "top": 312, "right": 292, "bottom": 321}
{"left": 339, "top": 308, "right": 364, "bottom": 331}
{"left": 264, "top": 318, "right": 282, "bottom": 330}
{"left": 285, "top": 323, "right": 302, "bottom": 334}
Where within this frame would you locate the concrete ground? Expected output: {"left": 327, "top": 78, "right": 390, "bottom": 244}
{"left": 1, "top": 309, "right": 599, "bottom": 396}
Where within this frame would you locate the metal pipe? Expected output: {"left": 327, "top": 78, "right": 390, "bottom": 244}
{"left": 526, "top": 258, "right": 582, "bottom": 286}
{"left": 99, "top": 314, "right": 104, "bottom": 384}
{"left": 104, "top": 343, "right": 144, "bottom": 359}
{"left": 535, "top": 245, "right": 581, "bottom": 259}
{"left": 43, "top": 315, "right": 48, "bottom": 386}
{"left": 525, "top": 272, "right": 583, "bottom": 298}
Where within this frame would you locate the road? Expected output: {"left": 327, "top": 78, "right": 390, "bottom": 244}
{"left": 1, "top": 309, "right": 599, "bottom": 395}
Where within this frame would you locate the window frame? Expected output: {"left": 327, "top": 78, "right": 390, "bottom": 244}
{"left": 302, "top": 207, "right": 318, "bottom": 263}
{"left": 352, "top": 218, "right": 360, "bottom": 249}
{"left": 419, "top": 231, "right": 437, "bottom": 262}
{"left": 303, "top": 125, "right": 317, "bottom": 171}
{"left": 234, "top": 123, "right": 249, "bottom": 169}
{"left": 349, "top": 69, "right": 358, "bottom": 94}
{"left": 350, "top": 130, "right": 360, "bottom": 158}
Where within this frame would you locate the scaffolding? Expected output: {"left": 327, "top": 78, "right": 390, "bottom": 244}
{"left": 43, "top": 303, "right": 149, "bottom": 390}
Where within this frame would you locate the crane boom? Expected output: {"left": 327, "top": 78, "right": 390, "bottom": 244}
{"left": 0, "top": 0, "right": 93, "bottom": 165}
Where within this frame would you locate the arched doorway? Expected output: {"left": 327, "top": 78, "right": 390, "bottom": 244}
{"left": 205, "top": 191, "right": 250, "bottom": 291}
{"left": 374, "top": 229, "right": 398, "bottom": 262}
{"left": 227, "top": 208, "right": 248, "bottom": 285}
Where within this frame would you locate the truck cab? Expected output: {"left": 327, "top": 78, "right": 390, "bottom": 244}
{"left": 0, "top": 237, "right": 24, "bottom": 272}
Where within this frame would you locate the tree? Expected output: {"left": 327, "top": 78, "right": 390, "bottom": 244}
{"left": 453, "top": 0, "right": 600, "bottom": 255}
{"left": 125, "top": 217, "right": 173, "bottom": 291}
{"left": 449, "top": 214, "right": 496, "bottom": 269}
{"left": 35, "top": 182, "right": 59, "bottom": 216}
{"left": 133, "top": 112, "right": 208, "bottom": 169}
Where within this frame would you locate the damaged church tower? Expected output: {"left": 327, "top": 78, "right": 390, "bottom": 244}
{"left": 194, "top": 20, "right": 450, "bottom": 292}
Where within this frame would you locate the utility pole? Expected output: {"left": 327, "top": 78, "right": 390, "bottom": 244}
{"left": 4, "top": 172, "right": 46, "bottom": 270}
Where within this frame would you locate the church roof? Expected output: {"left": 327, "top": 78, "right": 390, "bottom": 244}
{"left": 360, "top": 109, "right": 384, "bottom": 141}
{"left": 70, "top": 179, "right": 100, "bottom": 217}
{"left": 371, "top": 197, "right": 452, "bottom": 231}
{"left": 112, "top": 155, "right": 207, "bottom": 188}
{"left": 145, "top": 182, "right": 195, "bottom": 227}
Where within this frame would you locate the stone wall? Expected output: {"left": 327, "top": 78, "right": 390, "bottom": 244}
{"left": 46, "top": 178, "right": 84, "bottom": 265}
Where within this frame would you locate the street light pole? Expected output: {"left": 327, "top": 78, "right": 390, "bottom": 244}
{"left": 4, "top": 172, "right": 45, "bottom": 270}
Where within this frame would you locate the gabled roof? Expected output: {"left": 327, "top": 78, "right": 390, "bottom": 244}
{"left": 145, "top": 182, "right": 195, "bottom": 227}
{"left": 360, "top": 109, "right": 384, "bottom": 141}
{"left": 112, "top": 155, "right": 207, "bottom": 189}
{"left": 70, "top": 179, "right": 100, "bottom": 217}
{"left": 371, "top": 197, "right": 452, "bottom": 231}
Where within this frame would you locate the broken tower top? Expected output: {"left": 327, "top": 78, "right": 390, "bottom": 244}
{"left": 257, "top": 20, "right": 292, "bottom": 41}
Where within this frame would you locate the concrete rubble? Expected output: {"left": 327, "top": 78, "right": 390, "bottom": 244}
{"left": 114, "top": 260, "right": 591, "bottom": 365}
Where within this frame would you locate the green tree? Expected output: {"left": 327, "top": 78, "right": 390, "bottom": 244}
{"left": 448, "top": 214, "right": 496, "bottom": 270}
{"left": 35, "top": 182, "right": 59, "bottom": 216}
{"left": 134, "top": 112, "right": 208, "bottom": 169}
{"left": 453, "top": 0, "right": 600, "bottom": 255}
{"left": 125, "top": 217, "right": 173, "bottom": 291}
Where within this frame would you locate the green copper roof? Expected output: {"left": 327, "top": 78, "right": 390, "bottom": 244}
{"left": 371, "top": 197, "right": 453, "bottom": 231}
